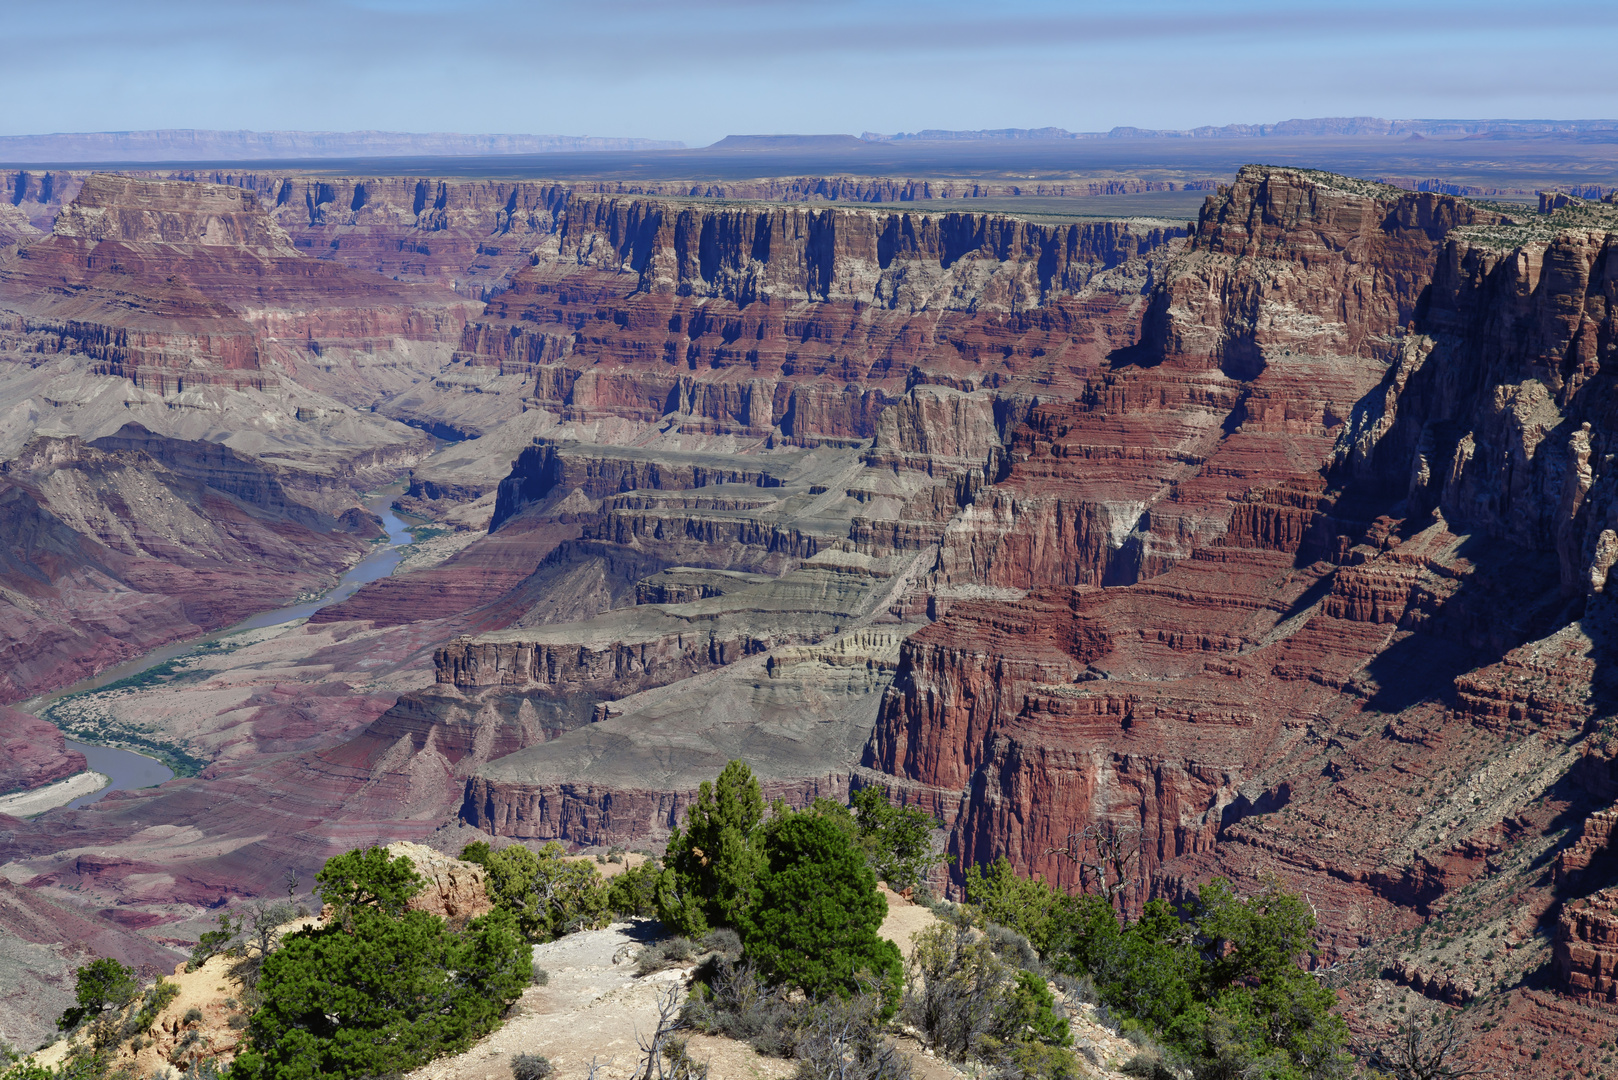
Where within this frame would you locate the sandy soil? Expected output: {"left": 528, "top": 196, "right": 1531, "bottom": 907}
{"left": 0, "top": 772, "right": 107, "bottom": 818}
{"left": 407, "top": 891, "right": 945, "bottom": 1080}
{"left": 407, "top": 923, "right": 752, "bottom": 1080}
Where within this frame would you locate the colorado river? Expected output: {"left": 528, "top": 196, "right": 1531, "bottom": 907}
{"left": 63, "top": 739, "right": 172, "bottom": 810}
{"left": 25, "top": 492, "right": 415, "bottom": 810}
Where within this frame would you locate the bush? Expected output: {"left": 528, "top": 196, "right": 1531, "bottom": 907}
{"left": 657, "top": 760, "right": 765, "bottom": 937}
{"left": 314, "top": 846, "right": 425, "bottom": 923}
{"left": 903, "top": 922, "right": 1007, "bottom": 1060}
{"left": 1120, "top": 1052, "right": 1175, "bottom": 1080}
{"left": 699, "top": 927, "right": 743, "bottom": 962}
{"left": 509, "top": 1053, "right": 552, "bottom": 1080}
{"left": 849, "top": 787, "right": 950, "bottom": 892}
{"left": 56, "top": 958, "right": 138, "bottom": 1033}
{"left": 606, "top": 858, "right": 661, "bottom": 918}
{"left": 995, "top": 1039, "right": 1083, "bottom": 1080}
{"left": 684, "top": 958, "right": 800, "bottom": 1056}
{"left": 0, "top": 1065, "right": 53, "bottom": 1080}
{"left": 743, "top": 809, "right": 902, "bottom": 1018}
{"left": 900, "top": 915, "right": 1082, "bottom": 1078}
{"left": 481, "top": 842, "right": 609, "bottom": 942}
{"left": 230, "top": 849, "right": 530, "bottom": 1080}
{"left": 190, "top": 912, "right": 242, "bottom": 970}
{"left": 531, "top": 964, "right": 549, "bottom": 986}
{"left": 963, "top": 859, "right": 1350, "bottom": 1080}
{"left": 1004, "top": 970, "right": 1069, "bottom": 1048}
{"left": 984, "top": 923, "right": 1041, "bottom": 973}
{"left": 686, "top": 958, "right": 907, "bottom": 1076}
{"left": 636, "top": 936, "right": 696, "bottom": 977}
{"left": 790, "top": 988, "right": 912, "bottom": 1080}
{"left": 963, "top": 856, "right": 1073, "bottom": 958}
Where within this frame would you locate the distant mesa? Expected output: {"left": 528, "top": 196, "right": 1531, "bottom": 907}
{"left": 862, "top": 116, "right": 1618, "bottom": 141}
{"left": 0, "top": 129, "right": 685, "bottom": 163}
{"left": 708, "top": 134, "right": 870, "bottom": 151}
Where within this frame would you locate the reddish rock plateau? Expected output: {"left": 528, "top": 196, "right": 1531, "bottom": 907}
{"left": 5, "top": 166, "right": 1618, "bottom": 1074}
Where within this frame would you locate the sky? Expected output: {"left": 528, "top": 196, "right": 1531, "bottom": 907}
{"left": 6, "top": 0, "right": 1618, "bottom": 146}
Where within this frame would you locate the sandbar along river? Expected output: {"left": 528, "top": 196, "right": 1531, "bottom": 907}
{"left": 33, "top": 494, "right": 414, "bottom": 810}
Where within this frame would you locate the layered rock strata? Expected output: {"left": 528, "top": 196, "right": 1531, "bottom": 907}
{"left": 0, "top": 707, "right": 85, "bottom": 794}
{"left": 11, "top": 165, "right": 1618, "bottom": 1076}
{"left": 0, "top": 426, "right": 378, "bottom": 702}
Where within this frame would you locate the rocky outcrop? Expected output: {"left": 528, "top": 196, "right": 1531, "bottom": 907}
{"left": 1556, "top": 888, "right": 1618, "bottom": 1001}
{"left": 53, "top": 175, "right": 297, "bottom": 251}
{"left": 434, "top": 628, "right": 773, "bottom": 694}
{"left": 490, "top": 440, "right": 791, "bottom": 532}
{"left": 0, "top": 707, "right": 85, "bottom": 794}
{"left": 1559, "top": 809, "right": 1618, "bottom": 889}
{"left": 383, "top": 840, "right": 492, "bottom": 921}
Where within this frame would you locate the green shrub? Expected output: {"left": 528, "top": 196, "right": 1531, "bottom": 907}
{"left": 0, "top": 1063, "right": 57, "bottom": 1080}
{"left": 997, "top": 1038, "right": 1083, "bottom": 1080}
{"left": 963, "top": 856, "right": 1074, "bottom": 957}
{"left": 902, "top": 921, "right": 1008, "bottom": 1060}
{"left": 962, "top": 859, "right": 1349, "bottom": 1080}
{"left": 607, "top": 858, "right": 661, "bottom": 918}
{"left": 850, "top": 787, "right": 950, "bottom": 892}
{"left": 190, "top": 913, "right": 242, "bottom": 970}
{"left": 743, "top": 809, "right": 902, "bottom": 1018}
{"left": 314, "top": 846, "right": 424, "bottom": 922}
{"left": 230, "top": 850, "right": 530, "bottom": 1080}
{"left": 657, "top": 760, "right": 765, "bottom": 937}
{"left": 481, "top": 842, "right": 609, "bottom": 942}
{"left": 56, "top": 958, "right": 138, "bottom": 1033}
{"left": 1004, "top": 970, "right": 1069, "bottom": 1048}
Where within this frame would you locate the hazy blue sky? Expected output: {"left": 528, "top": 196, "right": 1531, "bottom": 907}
{"left": 8, "top": 0, "right": 1618, "bottom": 145}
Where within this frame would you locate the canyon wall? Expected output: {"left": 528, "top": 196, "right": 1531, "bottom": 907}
{"left": 841, "top": 172, "right": 1618, "bottom": 1070}
{"left": 6, "top": 166, "right": 1618, "bottom": 1074}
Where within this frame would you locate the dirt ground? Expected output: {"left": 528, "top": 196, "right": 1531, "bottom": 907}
{"left": 405, "top": 921, "right": 785, "bottom": 1080}
{"left": 406, "top": 887, "right": 949, "bottom": 1080}
{"left": 23, "top": 880, "right": 1134, "bottom": 1080}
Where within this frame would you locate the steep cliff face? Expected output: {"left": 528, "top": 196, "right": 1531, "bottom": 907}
{"left": 552, "top": 196, "right": 1181, "bottom": 310}
{"left": 146, "top": 171, "right": 1202, "bottom": 300}
{"left": 853, "top": 172, "right": 1618, "bottom": 1062}
{"left": 448, "top": 198, "right": 1182, "bottom": 452}
{"left": 1142, "top": 169, "right": 1497, "bottom": 377}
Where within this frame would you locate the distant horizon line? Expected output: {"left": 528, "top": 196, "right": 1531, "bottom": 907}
{"left": 4, "top": 117, "right": 1618, "bottom": 164}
